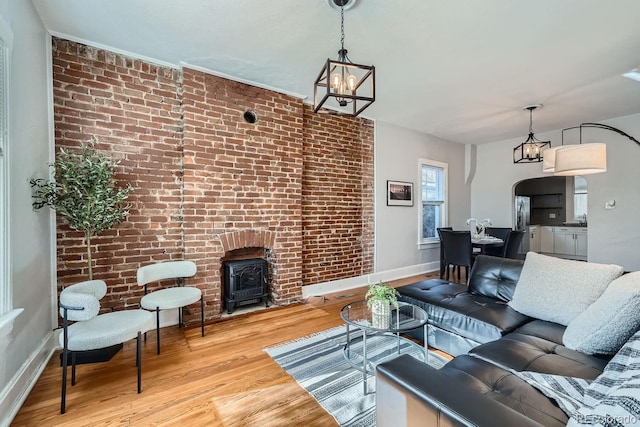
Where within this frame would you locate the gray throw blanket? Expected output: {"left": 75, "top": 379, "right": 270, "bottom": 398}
{"left": 515, "top": 330, "right": 640, "bottom": 426}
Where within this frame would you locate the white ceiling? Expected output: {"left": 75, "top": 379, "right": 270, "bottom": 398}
{"left": 31, "top": 0, "right": 640, "bottom": 144}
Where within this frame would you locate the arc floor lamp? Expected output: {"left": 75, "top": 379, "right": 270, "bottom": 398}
{"left": 543, "top": 123, "right": 640, "bottom": 176}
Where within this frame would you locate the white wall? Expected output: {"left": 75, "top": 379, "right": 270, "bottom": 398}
{"left": 375, "top": 121, "right": 469, "bottom": 272}
{"left": 472, "top": 112, "right": 640, "bottom": 271}
{"left": 0, "top": 0, "right": 54, "bottom": 423}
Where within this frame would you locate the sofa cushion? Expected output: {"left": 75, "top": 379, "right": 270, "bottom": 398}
{"left": 440, "top": 355, "right": 569, "bottom": 426}
{"left": 508, "top": 252, "right": 624, "bottom": 326}
{"left": 398, "top": 279, "right": 531, "bottom": 345}
{"left": 469, "top": 332, "right": 609, "bottom": 380}
{"left": 468, "top": 255, "right": 523, "bottom": 302}
{"left": 514, "top": 319, "right": 566, "bottom": 345}
{"left": 563, "top": 271, "right": 640, "bottom": 355}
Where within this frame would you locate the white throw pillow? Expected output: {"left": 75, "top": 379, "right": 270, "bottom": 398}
{"left": 508, "top": 252, "right": 624, "bottom": 326}
{"left": 563, "top": 272, "right": 640, "bottom": 355}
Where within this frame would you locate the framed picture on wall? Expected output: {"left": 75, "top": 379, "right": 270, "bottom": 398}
{"left": 387, "top": 180, "right": 414, "bottom": 206}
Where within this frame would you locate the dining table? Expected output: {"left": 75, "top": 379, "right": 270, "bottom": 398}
{"left": 471, "top": 235, "right": 505, "bottom": 255}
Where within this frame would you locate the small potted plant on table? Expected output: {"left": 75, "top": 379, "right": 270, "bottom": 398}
{"left": 365, "top": 281, "right": 400, "bottom": 329}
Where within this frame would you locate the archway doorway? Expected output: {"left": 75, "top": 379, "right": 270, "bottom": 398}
{"left": 514, "top": 176, "right": 588, "bottom": 260}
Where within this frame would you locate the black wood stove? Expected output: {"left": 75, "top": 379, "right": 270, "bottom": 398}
{"left": 223, "top": 258, "right": 269, "bottom": 314}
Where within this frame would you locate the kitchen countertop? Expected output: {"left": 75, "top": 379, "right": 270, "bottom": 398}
{"left": 532, "top": 224, "right": 587, "bottom": 228}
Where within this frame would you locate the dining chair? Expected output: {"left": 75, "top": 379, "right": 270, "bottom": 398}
{"left": 439, "top": 230, "right": 474, "bottom": 283}
{"left": 59, "top": 279, "right": 153, "bottom": 414}
{"left": 437, "top": 227, "right": 453, "bottom": 278}
{"left": 483, "top": 227, "right": 512, "bottom": 257}
{"left": 137, "top": 260, "right": 203, "bottom": 354}
{"left": 503, "top": 230, "right": 525, "bottom": 259}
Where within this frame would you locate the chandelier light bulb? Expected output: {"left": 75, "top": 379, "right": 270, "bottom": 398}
{"left": 341, "top": 81, "right": 349, "bottom": 95}
{"left": 331, "top": 72, "right": 342, "bottom": 90}
{"left": 346, "top": 74, "right": 357, "bottom": 91}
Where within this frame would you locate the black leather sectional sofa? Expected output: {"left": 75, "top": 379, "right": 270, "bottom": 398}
{"left": 375, "top": 255, "right": 612, "bottom": 427}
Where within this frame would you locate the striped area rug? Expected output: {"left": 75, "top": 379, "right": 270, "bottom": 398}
{"left": 265, "top": 325, "right": 448, "bottom": 427}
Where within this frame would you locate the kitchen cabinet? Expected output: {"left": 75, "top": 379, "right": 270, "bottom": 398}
{"left": 554, "top": 227, "right": 576, "bottom": 255}
{"left": 540, "top": 226, "right": 555, "bottom": 253}
{"left": 529, "top": 225, "right": 541, "bottom": 252}
{"left": 575, "top": 229, "right": 588, "bottom": 258}
{"left": 552, "top": 227, "right": 587, "bottom": 260}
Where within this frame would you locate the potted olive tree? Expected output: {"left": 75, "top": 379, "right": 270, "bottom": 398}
{"left": 365, "top": 281, "right": 400, "bottom": 329}
{"left": 30, "top": 137, "right": 133, "bottom": 280}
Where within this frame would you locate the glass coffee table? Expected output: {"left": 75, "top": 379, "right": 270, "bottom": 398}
{"left": 340, "top": 300, "right": 429, "bottom": 394}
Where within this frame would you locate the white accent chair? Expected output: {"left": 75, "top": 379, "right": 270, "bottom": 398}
{"left": 59, "top": 280, "right": 153, "bottom": 414}
{"left": 137, "top": 260, "right": 204, "bottom": 354}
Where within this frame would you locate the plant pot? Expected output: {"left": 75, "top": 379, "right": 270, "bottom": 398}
{"left": 371, "top": 300, "right": 391, "bottom": 329}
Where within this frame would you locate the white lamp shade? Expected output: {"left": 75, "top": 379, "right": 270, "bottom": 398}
{"left": 541, "top": 146, "right": 560, "bottom": 173}
{"left": 554, "top": 143, "right": 607, "bottom": 176}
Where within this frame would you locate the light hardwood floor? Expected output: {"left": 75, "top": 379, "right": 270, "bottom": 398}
{"left": 11, "top": 271, "right": 455, "bottom": 426}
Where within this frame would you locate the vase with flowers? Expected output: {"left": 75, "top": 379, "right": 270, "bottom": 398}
{"left": 466, "top": 218, "right": 492, "bottom": 240}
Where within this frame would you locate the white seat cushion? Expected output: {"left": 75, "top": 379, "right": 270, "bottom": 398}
{"left": 140, "top": 287, "right": 202, "bottom": 311}
{"left": 60, "top": 310, "right": 153, "bottom": 351}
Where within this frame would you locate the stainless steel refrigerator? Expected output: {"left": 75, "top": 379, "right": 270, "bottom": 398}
{"left": 515, "top": 196, "right": 530, "bottom": 258}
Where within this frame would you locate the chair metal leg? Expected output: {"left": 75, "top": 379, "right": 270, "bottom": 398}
{"left": 200, "top": 296, "right": 205, "bottom": 337}
{"left": 61, "top": 347, "right": 68, "bottom": 414}
{"left": 179, "top": 306, "right": 183, "bottom": 328}
{"left": 137, "top": 331, "right": 142, "bottom": 393}
{"left": 155, "top": 307, "right": 161, "bottom": 355}
{"left": 61, "top": 310, "right": 69, "bottom": 414}
{"left": 71, "top": 351, "right": 76, "bottom": 386}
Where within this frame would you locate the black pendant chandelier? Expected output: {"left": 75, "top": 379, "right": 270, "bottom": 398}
{"left": 513, "top": 104, "right": 551, "bottom": 163}
{"left": 313, "top": 0, "right": 375, "bottom": 117}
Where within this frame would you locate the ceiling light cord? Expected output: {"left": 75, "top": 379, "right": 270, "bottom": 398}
{"left": 340, "top": 5, "right": 345, "bottom": 52}
{"left": 528, "top": 108, "right": 534, "bottom": 134}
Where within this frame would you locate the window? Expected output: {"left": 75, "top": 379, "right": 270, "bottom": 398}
{"left": 420, "top": 159, "right": 448, "bottom": 243}
{"left": 573, "top": 175, "right": 587, "bottom": 221}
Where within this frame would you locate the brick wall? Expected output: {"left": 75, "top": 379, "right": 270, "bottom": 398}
{"left": 302, "top": 108, "right": 375, "bottom": 284}
{"left": 51, "top": 38, "right": 374, "bottom": 322}
{"left": 52, "top": 39, "right": 184, "bottom": 311}
{"left": 181, "top": 69, "right": 304, "bottom": 310}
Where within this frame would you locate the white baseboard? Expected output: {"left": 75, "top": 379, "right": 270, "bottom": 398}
{"left": 0, "top": 331, "right": 55, "bottom": 427}
{"left": 301, "top": 261, "right": 439, "bottom": 299}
